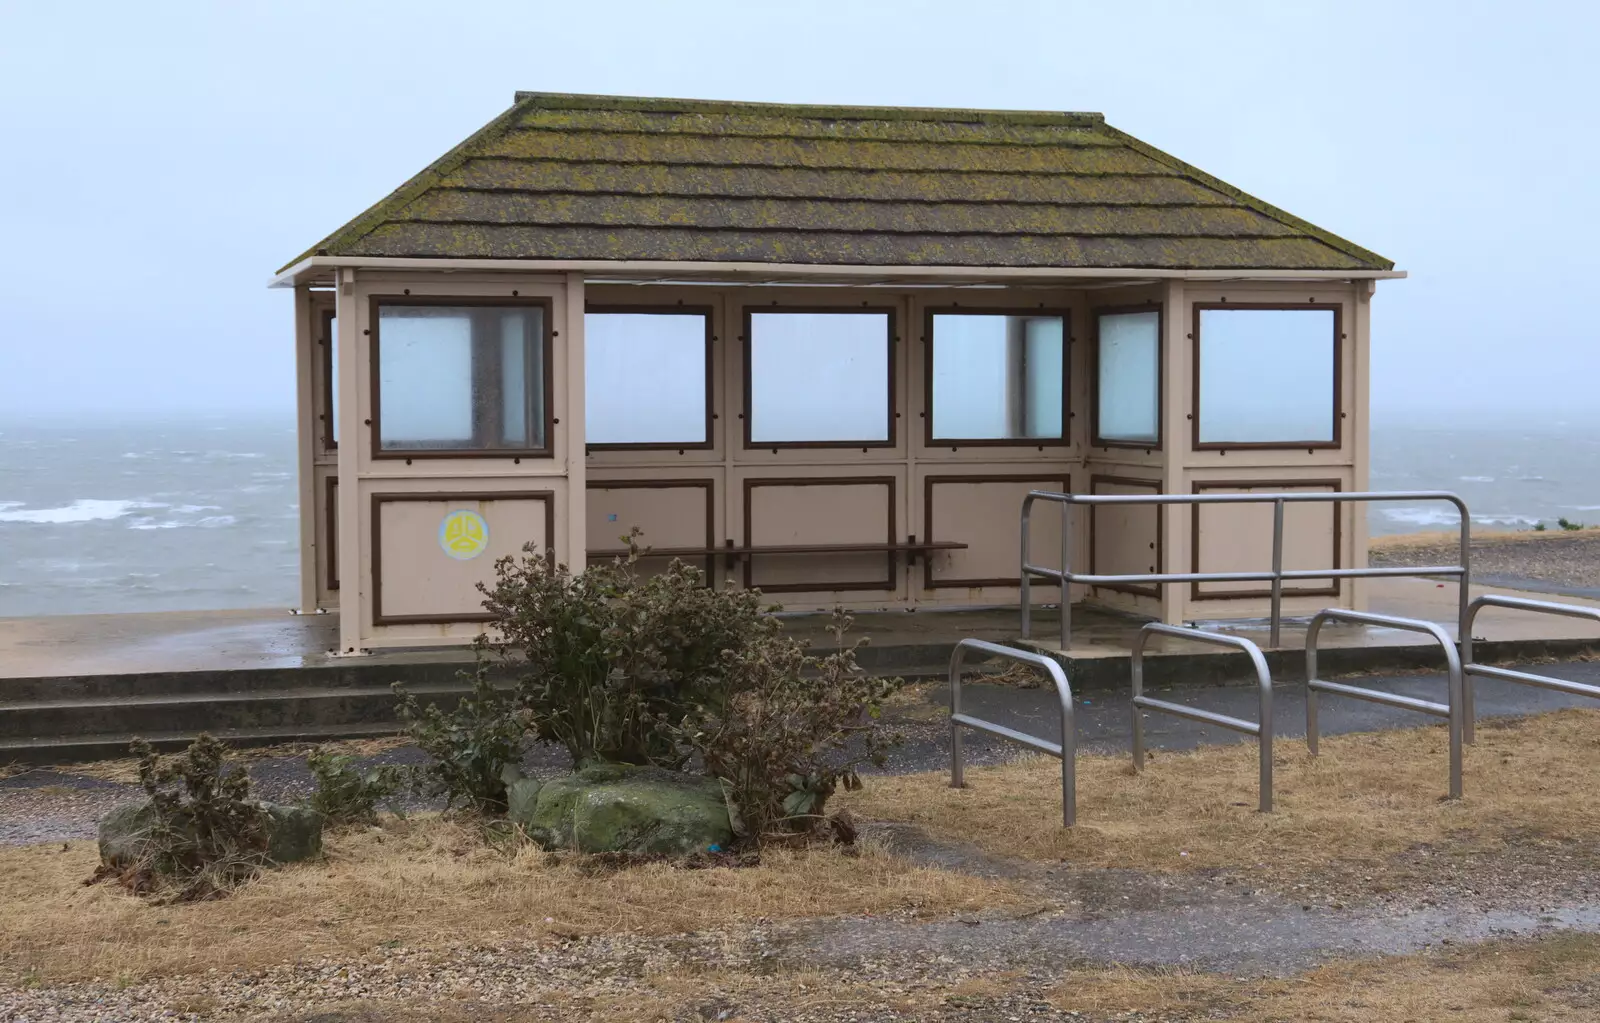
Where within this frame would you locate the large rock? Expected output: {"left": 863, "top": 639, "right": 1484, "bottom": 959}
{"left": 98, "top": 800, "right": 323, "bottom": 870}
{"left": 511, "top": 763, "right": 733, "bottom": 856}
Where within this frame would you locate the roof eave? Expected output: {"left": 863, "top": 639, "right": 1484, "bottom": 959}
{"left": 269, "top": 255, "right": 1406, "bottom": 289}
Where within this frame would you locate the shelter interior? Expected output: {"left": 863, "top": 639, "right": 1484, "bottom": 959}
{"left": 275, "top": 93, "right": 1398, "bottom": 654}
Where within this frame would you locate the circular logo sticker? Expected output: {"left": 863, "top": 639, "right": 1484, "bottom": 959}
{"left": 438, "top": 509, "right": 489, "bottom": 560}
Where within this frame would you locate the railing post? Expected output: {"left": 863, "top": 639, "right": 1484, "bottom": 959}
{"left": 1019, "top": 495, "right": 1033, "bottom": 641}
{"left": 1456, "top": 499, "right": 1474, "bottom": 742}
{"left": 1269, "top": 498, "right": 1285, "bottom": 649}
{"left": 949, "top": 644, "right": 966, "bottom": 789}
{"left": 1305, "top": 615, "right": 1322, "bottom": 756}
{"left": 1060, "top": 501, "right": 1071, "bottom": 651}
{"left": 1130, "top": 633, "right": 1146, "bottom": 772}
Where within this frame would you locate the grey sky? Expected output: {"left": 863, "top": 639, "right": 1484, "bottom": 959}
{"left": 1, "top": 0, "right": 1594, "bottom": 425}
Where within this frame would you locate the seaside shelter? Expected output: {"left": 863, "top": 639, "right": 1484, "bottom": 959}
{"left": 272, "top": 92, "right": 1401, "bottom": 654}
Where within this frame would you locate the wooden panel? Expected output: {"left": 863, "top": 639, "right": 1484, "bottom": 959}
{"left": 1089, "top": 474, "right": 1162, "bottom": 598}
{"left": 586, "top": 479, "right": 715, "bottom": 577}
{"left": 923, "top": 473, "right": 1069, "bottom": 589}
{"left": 744, "top": 477, "right": 895, "bottom": 592}
{"left": 1192, "top": 479, "right": 1340, "bottom": 599}
{"left": 372, "top": 492, "right": 553, "bottom": 625}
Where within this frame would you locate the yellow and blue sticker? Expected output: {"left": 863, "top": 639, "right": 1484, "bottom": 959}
{"left": 438, "top": 509, "right": 490, "bottom": 561}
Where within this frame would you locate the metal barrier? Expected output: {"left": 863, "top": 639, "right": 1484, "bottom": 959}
{"left": 1306, "top": 609, "right": 1465, "bottom": 799}
{"left": 949, "top": 638, "right": 1076, "bottom": 827}
{"left": 1019, "top": 490, "right": 1471, "bottom": 651}
{"left": 1463, "top": 595, "right": 1600, "bottom": 731}
{"left": 1131, "top": 624, "right": 1275, "bottom": 812}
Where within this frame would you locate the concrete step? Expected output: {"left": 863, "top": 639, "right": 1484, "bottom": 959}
{"left": 0, "top": 661, "right": 478, "bottom": 704}
{"left": 0, "top": 684, "right": 467, "bottom": 743}
{"left": 0, "top": 721, "right": 407, "bottom": 765}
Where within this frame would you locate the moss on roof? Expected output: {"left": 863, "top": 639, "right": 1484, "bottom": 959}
{"left": 283, "top": 92, "right": 1392, "bottom": 273}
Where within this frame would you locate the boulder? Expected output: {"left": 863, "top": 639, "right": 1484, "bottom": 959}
{"left": 511, "top": 763, "right": 733, "bottom": 856}
{"left": 505, "top": 776, "right": 544, "bottom": 826}
{"left": 97, "top": 800, "right": 323, "bottom": 870}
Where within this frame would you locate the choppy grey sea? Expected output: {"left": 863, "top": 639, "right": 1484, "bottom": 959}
{"left": 1, "top": 415, "right": 1598, "bottom": 617}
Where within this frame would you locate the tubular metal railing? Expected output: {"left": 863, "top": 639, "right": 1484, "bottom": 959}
{"left": 1306, "top": 608, "right": 1466, "bottom": 799}
{"left": 1463, "top": 595, "right": 1600, "bottom": 732}
{"left": 1019, "top": 490, "right": 1472, "bottom": 651}
{"left": 1131, "top": 624, "right": 1275, "bottom": 812}
{"left": 949, "top": 638, "right": 1076, "bottom": 827}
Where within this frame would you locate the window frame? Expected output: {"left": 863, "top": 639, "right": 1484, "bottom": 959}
{"left": 1090, "top": 303, "right": 1164, "bottom": 450}
{"left": 583, "top": 303, "right": 715, "bottom": 453}
{"left": 921, "top": 306, "right": 1072, "bottom": 448}
{"left": 741, "top": 304, "right": 898, "bottom": 450}
{"left": 318, "top": 306, "right": 338, "bottom": 453}
{"left": 367, "top": 295, "right": 556, "bottom": 461}
{"left": 1191, "top": 302, "right": 1343, "bottom": 452}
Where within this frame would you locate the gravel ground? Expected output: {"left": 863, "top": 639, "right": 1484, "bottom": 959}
{"left": 1373, "top": 530, "right": 1600, "bottom": 595}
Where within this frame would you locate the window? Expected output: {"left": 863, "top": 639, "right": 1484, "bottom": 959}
{"left": 928, "top": 311, "right": 1066, "bottom": 443}
{"left": 1195, "top": 305, "right": 1338, "bottom": 447}
{"left": 1095, "top": 309, "right": 1161, "bottom": 446}
{"left": 319, "top": 308, "right": 338, "bottom": 451}
{"left": 585, "top": 308, "right": 711, "bottom": 448}
{"left": 373, "top": 300, "right": 550, "bottom": 456}
{"left": 745, "top": 309, "right": 893, "bottom": 446}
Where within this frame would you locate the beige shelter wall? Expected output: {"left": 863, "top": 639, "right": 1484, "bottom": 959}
{"left": 330, "top": 271, "right": 583, "bottom": 652}
{"left": 584, "top": 284, "right": 1083, "bottom": 608}
{"left": 1164, "top": 281, "right": 1367, "bottom": 623}
{"left": 373, "top": 493, "right": 551, "bottom": 621}
{"left": 298, "top": 272, "right": 1373, "bottom": 645}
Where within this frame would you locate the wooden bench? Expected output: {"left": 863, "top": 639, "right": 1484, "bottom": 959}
{"left": 587, "top": 537, "right": 967, "bottom": 567}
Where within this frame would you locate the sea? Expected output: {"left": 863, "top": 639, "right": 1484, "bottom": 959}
{"left": 2, "top": 415, "right": 1598, "bottom": 617}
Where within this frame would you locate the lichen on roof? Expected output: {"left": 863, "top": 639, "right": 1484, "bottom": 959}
{"left": 282, "top": 92, "right": 1392, "bottom": 273}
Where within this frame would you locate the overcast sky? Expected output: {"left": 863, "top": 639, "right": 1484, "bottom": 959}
{"left": 1, "top": 0, "right": 1594, "bottom": 426}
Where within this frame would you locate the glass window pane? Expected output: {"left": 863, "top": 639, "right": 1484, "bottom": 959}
{"left": 1198, "top": 308, "right": 1336, "bottom": 444}
{"left": 585, "top": 312, "right": 708, "bottom": 445}
{"left": 748, "top": 312, "right": 890, "bottom": 443}
{"left": 930, "top": 313, "right": 1064, "bottom": 441}
{"left": 1097, "top": 311, "right": 1160, "bottom": 443}
{"left": 376, "top": 304, "right": 546, "bottom": 452}
{"left": 327, "top": 313, "right": 339, "bottom": 446}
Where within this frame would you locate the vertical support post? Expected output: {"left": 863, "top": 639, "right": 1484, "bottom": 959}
{"left": 1269, "top": 498, "right": 1285, "bottom": 649}
{"left": 1059, "top": 501, "right": 1070, "bottom": 651}
{"left": 1130, "top": 639, "right": 1145, "bottom": 772}
{"left": 562, "top": 273, "right": 587, "bottom": 573}
{"left": 1457, "top": 501, "right": 1475, "bottom": 743}
{"left": 1257, "top": 660, "right": 1274, "bottom": 813}
{"left": 1305, "top": 617, "right": 1321, "bottom": 756}
{"left": 334, "top": 269, "right": 364, "bottom": 656}
{"left": 1019, "top": 496, "right": 1032, "bottom": 640}
{"left": 292, "top": 285, "right": 318, "bottom": 614}
{"left": 948, "top": 645, "right": 966, "bottom": 789}
{"left": 1446, "top": 651, "right": 1464, "bottom": 800}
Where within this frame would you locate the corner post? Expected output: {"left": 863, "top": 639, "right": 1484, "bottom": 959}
{"left": 292, "top": 285, "right": 318, "bottom": 613}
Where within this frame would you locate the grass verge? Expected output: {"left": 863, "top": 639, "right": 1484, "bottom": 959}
{"left": 840, "top": 708, "right": 1600, "bottom": 884}
{"left": 0, "top": 816, "right": 1021, "bottom": 986}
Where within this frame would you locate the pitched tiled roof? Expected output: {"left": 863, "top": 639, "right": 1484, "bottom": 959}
{"left": 283, "top": 93, "right": 1392, "bottom": 273}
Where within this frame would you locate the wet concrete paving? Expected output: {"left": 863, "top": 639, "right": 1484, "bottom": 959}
{"left": 788, "top": 883, "right": 1600, "bottom": 976}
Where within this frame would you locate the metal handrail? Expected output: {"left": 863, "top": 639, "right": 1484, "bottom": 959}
{"left": 1131, "top": 624, "right": 1275, "bottom": 811}
{"left": 1019, "top": 490, "right": 1471, "bottom": 652}
{"left": 949, "top": 638, "right": 1076, "bottom": 827}
{"left": 1306, "top": 608, "right": 1465, "bottom": 799}
{"left": 1463, "top": 595, "right": 1600, "bottom": 732}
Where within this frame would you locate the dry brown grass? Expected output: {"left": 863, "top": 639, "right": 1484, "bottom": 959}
{"left": 1047, "top": 931, "right": 1600, "bottom": 1021}
{"left": 1369, "top": 527, "right": 1591, "bottom": 550}
{"left": 0, "top": 815, "right": 1021, "bottom": 986}
{"left": 230, "top": 932, "right": 1600, "bottom": 1022}
{"left": 839, "top": 708, "right": 1600, "bottom": 881}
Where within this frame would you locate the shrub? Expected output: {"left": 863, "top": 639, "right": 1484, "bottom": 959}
{"left": 305, "top": 747, "right": 405, "bottom": 826}
{"left": 96, "top": 735, "right": 270, "bottom": 901}
{"left": 660, "top": 610, "right": 901, "bottom": 844}
{"left": 481, "top": 532, "right": 779, "bottom": 768}
{"left": 395, "top": 657, "right": 530, "bottom": 813}
{"left": 1558, "top": 517, "right": 1585, "bottom": 532}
